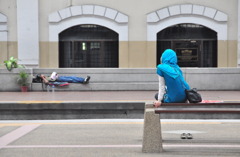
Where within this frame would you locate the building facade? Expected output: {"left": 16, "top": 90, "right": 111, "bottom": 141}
{"left": 0, "top": 0, "right": 239, "bottom": 68}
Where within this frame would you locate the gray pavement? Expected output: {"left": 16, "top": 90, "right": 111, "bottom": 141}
{"left": 0, "top": 90, "right": 240, "bottom": 156}
{"left": 0, "top": 119, "right": 240, "bottom": 157}
{"left": 0, "top": 90, "right": 240, "bottom": 102}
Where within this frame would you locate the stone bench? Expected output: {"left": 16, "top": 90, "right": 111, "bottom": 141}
{"left": 30, "top": 68, "right": 158, "bottom": 91}
{"left": 2, "top": 67, "right": 240, "bottom": 91}
{"left": 142, "top": 102, "right": 240, "bottom": 153}
{"left": 0, "top": 68, "right": 158, "bottom": 91}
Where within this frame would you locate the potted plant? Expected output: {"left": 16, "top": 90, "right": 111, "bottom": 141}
{"left": 4, "top": 56, "right": 24, "bottom": 71}
{"left": 17, "top": 70, "right": 30, "bottom": 92}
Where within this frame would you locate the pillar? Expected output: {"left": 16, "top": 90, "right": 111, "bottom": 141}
{"left": 17, "top": 0, "right": 39, "bottom": 68}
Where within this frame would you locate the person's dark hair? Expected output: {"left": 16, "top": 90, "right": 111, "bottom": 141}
{"left": 32, "top": 74, "right": 43, "bottom": 83}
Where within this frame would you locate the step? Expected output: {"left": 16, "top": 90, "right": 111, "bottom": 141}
{"left": 31, "top": 82, "right": 158, "bottom": 91}
{"left": 0, "top": 101, "right": 145, "bottom": 120}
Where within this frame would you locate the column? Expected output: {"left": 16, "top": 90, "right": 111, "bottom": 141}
{"left": 17, "top": 0, "right": 39, "bottom": 67}
{"left": 238, "top": 0, "right": 240, "bottom": 67}
{"left": 0, "top": 13, "right": 8, "bottom": 61}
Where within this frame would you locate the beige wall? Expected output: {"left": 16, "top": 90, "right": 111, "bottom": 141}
{"left": 217, "top": 39, "right": 238, "bottom": 68}
{"left": 0, "top": 42, "right": 8, "bottom": 64}
{"left": 146, "top": 41, "right": 157, "bottom": 68}
{"left": 119, "top": 41, "right": 129, "bottom": 68}
{"left": 0, "top": 0, "right": 239, "bottom": 68}
{"left": 39, "top": 42, "right": 49, "bottom": 68}
{"left": 227, "top": 40, "right": 238, "bottom": 67}
{"left": 0, "top": 0, "right": 18, "bottom": 65}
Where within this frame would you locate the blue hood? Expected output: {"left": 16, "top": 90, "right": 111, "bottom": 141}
{"left": 161, "top": 49, "right": 178, "bottom": 65}
{"left": 157, "top": 49, "right": 180, "bottom": 79}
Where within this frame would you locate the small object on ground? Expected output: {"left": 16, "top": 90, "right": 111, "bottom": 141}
{"left": 181, "top": 133, "right": 193, "bottom": 139}
{"left": 181, "top": 133, "right": 187, "bottom": 139}
{"left": 186, "top": 133, "right": 193, "bottom": 139}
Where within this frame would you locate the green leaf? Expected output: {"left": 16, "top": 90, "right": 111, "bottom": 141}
{"left": 17, "top": 70, "right": 29, "bottom": 86}
{"left": 12, "top": 62, "right": 18, "bottom": 68}
{"left": 3, "top": 56, "right": 20, "bottom": 71}
{"left": 5, "top": 61, "right": 13, "bottom": 71}
{"left": 9, "top": 57, "right": 17, "bottom": 62}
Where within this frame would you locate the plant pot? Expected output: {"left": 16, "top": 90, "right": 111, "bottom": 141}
{"left": 21, "top": 86, "right": 28, "bottom": 92}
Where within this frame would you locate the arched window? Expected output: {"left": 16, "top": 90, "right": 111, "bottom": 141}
{"left": 59, "top": 24, "right": 119, "bottom": 68}
{"left": 157, "top": 23, "right": 217, "bottom": 67}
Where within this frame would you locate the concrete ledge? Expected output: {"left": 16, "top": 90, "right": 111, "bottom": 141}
{"left": 1, "top": 68, "right": 240, "bottom": 91}
{"left": 1, "top": 101, "right": 240, "bottom": 120}
{"left": 0, "top": 101, "right": 145, "bottom": 120}
{"left": 0, "top": 101, "right": 145, "bottom": 110}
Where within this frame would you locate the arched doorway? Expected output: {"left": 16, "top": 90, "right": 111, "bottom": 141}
{"left": 59, "top": 24, "right": 119, "bottom": 68}
{"left": 157, "top": 23, "right": 217, "bottom": 67}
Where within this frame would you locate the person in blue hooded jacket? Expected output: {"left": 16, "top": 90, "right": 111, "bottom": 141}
{"left": 154, "top": 49, "right": 190, "bottom": 107}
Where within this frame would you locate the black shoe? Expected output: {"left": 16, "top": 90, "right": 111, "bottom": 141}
{"left": 186, "top": 133, "right": 193, "bottom": 139}
{"left": 83, "top": 76, "right": 90, "bottom": 84}
{"left": 181, "top": 133, "right": 187, "bottom": 139}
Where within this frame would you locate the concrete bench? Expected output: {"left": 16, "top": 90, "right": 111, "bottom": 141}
{"left": 30, "top": 68, "right": 158, "bottom": 91}
{"left": 0, "top": 68, "right": 158, "bottom": 91}
{"left": 142, "top": 102, "right": 240, "bottom": 153}
{"left": 2, "top": 67, "right": 240, "bottom": 91}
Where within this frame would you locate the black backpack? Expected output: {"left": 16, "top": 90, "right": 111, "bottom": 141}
{"left": 185, "top": 88, "right": 202, "bottom": 103}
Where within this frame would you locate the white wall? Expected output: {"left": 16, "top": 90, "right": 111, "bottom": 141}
{"left": 0, "top": 13, "right": 7, "bottom": 42}
{"left": 48, "top": 5, "right": 128, "bottom": 42}
{"left": 238, "top": 0, "right": 240, "bottom": 66}
{"left": 17, "top": 0, "right": 39, "bottom": 67}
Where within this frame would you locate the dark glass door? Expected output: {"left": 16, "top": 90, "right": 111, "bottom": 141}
{"left": 157, "top": 23, "right": 217, "bottom": 67}
{"left": 59, "top": 25, "right": 119, "bottom": 68}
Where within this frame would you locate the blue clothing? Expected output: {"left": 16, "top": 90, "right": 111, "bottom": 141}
{"left": 56, "top": 76, "right": 85, "bottom": 83}
{"left": 157, "top": 49, "right": 190, "bottom": 103}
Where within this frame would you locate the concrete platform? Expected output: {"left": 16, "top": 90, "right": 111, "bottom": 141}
{"left": 1, "top": 91, "right": 240, "bottom": 156}
{"left": 1, "top": 90, "right": 240, "bottom": 102}
{"left": 0, "top": 91, "right": 151, "bottom": 120}
{"left": 0, "top": 91, "right": 240, "bottom": 120}
{"left": 0, "top": 119, "right": 240, "bottom": 157}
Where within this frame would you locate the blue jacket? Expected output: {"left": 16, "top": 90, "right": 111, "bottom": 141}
{"left": 157, "top": 49, "right": 190, "bottom": 103}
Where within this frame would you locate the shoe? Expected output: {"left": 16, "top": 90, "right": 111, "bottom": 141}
{"left": 83, "top": 76, "right": 90, "bottom": 84}
{"left": 186, "top": 133, "right": 193, "bottom": 139}
{"left": 181, "top": 133, "right": 187, "bottom": 139}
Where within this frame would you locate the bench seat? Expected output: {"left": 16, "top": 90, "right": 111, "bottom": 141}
{"left": 155, "top": 107, "right": 240, "bottom": 113}
{"left": 142, "top": 102, "right": 240, "bottom": 153}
